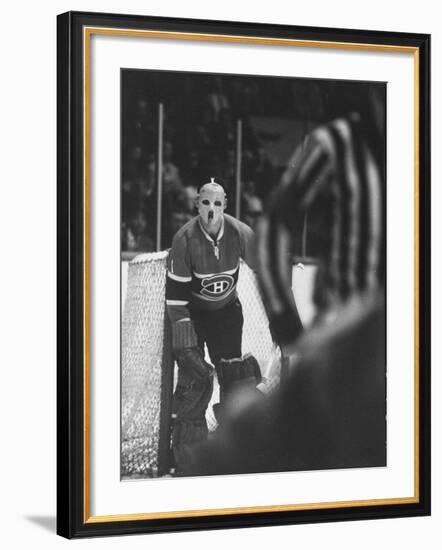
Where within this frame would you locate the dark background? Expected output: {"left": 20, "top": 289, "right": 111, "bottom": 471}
{"left": 121, "top": 69, "right": 383, "bottom": 257}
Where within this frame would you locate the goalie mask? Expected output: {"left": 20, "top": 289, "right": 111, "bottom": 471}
{"left": 197, "top": 179, "right": 226, "bottom": 229}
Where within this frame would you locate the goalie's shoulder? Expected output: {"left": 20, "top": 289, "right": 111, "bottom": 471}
{"left": 224, "top": 213, "right": 254, "bottom": 238}
{"left": 171, "top": 216, "right": 200, "bottom": 245}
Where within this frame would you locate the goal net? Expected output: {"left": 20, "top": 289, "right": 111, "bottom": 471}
{"left": 121, "top": 251, "right": 278, "bottom": 479}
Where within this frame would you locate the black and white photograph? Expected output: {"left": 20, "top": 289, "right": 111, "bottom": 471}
{"left": 120, "top": 69, "right": 387, "bottom": 480}
{"left": 52, "top": 7, "right": 431, "bottom": 540}
{"left": 1, "top": 0, "right": 438, "bottom": 544}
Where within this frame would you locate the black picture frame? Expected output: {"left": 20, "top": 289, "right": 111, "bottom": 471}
{"left": 57, "top": 10, "right": 431, "bottom": 539}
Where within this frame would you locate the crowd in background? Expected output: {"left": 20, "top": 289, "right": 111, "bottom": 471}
{"left": 121, "top": 71, "right": 364, "bottom": 254}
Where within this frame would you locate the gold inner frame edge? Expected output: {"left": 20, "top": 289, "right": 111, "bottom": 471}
{"left": 82, "top": 26, "right": 421, "bottom": 524}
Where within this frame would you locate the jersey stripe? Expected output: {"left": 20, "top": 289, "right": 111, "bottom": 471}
{"left": 166, "top": 299, "right": 190, "bottom": 306}
{"left": 193, "top": 265, "right": 239, "bottom": 279}
{"left": 167, "top": 271, "right": 192, "bottom": 283}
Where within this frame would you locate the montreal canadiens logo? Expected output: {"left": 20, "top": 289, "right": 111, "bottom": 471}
{"left": 201, "top": 274, "right": 234, "bottom": 299}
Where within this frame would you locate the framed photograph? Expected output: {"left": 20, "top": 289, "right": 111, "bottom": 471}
{"left": 57, "top": 11, "right": 431, "bottom": 538}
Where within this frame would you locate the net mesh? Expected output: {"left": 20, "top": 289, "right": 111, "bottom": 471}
{"left": 121, "top": 251, "right": 168, "bottom": 478}
{"left": 237, "top": 260, "right": 276, "bottom": 369}
{"left": 121, "top": 251, "right": 277, "bottom": 478}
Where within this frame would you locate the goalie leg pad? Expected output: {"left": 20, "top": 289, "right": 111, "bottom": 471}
{"left": 214, "top": 354, "right": 263, "bottom": 424}
{"left": 171, "top": 373, "right": 213, "bottom": 473}
{"left": 176, "top": 347, "right": 214, "bottom": 383}
{"left": 171, "top": 319, "right": 198, "bottom": 350}
{"left": 171, "top": 418, "right": 208, "bottom": 474}
{"left": 173, "top": 370, "right": 214, "bottom": 420}
{"left": 218, "top": 353, "right": 262, "bottom": 394}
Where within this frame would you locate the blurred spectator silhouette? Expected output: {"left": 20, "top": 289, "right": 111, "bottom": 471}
{"left": 181, "top": 150, "right": 207, "bottom": 189}
{"left": 162, "top": 141, "right": 182, "bottom": 192}
{"left": 207, "top": 76, "right": 230, "bottom": 121}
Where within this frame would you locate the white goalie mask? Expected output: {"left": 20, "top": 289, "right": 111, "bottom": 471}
{"left": 197, "top": 180, "right": 226, "bottom": 229}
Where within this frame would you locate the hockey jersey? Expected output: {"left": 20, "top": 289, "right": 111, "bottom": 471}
{"left": 166, "top": 214, "right": 255, "bottom": 324}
